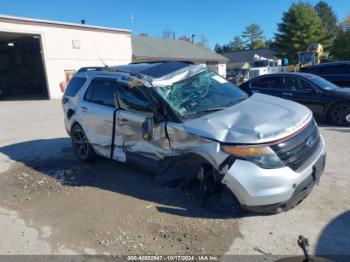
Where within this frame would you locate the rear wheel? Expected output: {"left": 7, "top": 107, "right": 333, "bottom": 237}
{"left": 71, "top": 124, "right": 95, "bottom": 162}
{"left": 328, "top": 103, "right": 350, "bottom": 126}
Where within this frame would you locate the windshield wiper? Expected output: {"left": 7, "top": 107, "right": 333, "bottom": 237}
{"left": 195, "top": 98, "right": 247, "bottom": 114}
{"left": 197, "top": 107, "right": 227, "bottom": 113}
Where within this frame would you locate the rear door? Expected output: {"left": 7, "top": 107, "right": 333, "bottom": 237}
{"left": 79, "top": 77, "right": 117, "bottom": 158}
{"left": 113, "top": 82, "right": 170, "bottom": 162}
{"left": 249, "top": 76, "right": 284, "bottom": 98}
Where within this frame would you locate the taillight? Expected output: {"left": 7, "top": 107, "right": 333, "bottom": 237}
{"left": 61, "top": 96, "right": 69, "bottom": 105}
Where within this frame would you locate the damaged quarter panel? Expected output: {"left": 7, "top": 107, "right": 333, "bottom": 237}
{"left": 165, "top": 122, "right": 228, "bottom": 170}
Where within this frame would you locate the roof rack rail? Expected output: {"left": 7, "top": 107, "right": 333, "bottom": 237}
{"left": 77, "top": 66, "right": 145, "bottom": 80}
{"left": 77, "top": 67, "right": 108, "bottom": 72}
{"left": 130, "top": 60, "right": 194, "bottom": 65}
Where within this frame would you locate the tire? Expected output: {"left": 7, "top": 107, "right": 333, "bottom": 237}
{"left": 71, "top": 124, "right": 96, "bottom": 162}
{"left": 192, "top": 165, "right": 218, "bottom": 207}
{"left": 328, "top": 103, "right": 350, "bottom": 126}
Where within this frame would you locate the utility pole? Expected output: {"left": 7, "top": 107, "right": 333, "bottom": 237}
{"left": 130, "top": 14, "right": 134, "bottom": 32}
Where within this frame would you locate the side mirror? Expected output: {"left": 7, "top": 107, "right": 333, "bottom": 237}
{"left": 142, "top": 117, "right": 154, "bottom": 141}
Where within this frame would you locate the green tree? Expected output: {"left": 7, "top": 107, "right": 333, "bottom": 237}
{"left": 315, "top": 1, "right": 337, "bottom": 37}
{"left": 265, "top": 38, "right": 275, "bottom": 48}
{"left": 275, "top": 3, "right": 331, "bottom": 63}
{"left": 230, "top": 36, "right": 245, "bottom": 51}
{"left": 214, "top": 43, "right": 223, "bottom": 53}
{"left": 221, "top": 44, "right": 232, "bottom": 53}
{"left": 332, "top": 16, "right": 350, "bottom": 60}
{"left": 241, "top": 24, "right": 265, "bottom": 49}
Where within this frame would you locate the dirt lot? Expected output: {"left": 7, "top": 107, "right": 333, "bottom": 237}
{"left": 0, "top": 100, "right": 349, "bottom": 257}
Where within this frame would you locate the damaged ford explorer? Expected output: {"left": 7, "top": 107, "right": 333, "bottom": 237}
{"left": 62, "top": 61, "right": 326, "bottom": 214}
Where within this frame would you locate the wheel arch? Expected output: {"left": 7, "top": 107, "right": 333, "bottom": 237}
{"left": 325, "top": 101, "right": 350, "bottom": 119}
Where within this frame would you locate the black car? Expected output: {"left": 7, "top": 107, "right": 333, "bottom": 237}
{"left": 240, "top": 73, "right": 350, "bottom": 126}
{"left": 300, "top": 61, "right": 350, "bottom": 88}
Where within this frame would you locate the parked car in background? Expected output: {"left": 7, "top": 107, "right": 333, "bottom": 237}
{"left": 300, "top": 61, "right": 350, "bottom": 88}
{"left": 240, "top": 73, "right": 350, "bottom": 126}
{"left": 62, "top": 61, "right": 326, "bottom": 214}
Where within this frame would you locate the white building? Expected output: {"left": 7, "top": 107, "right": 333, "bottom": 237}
{"left": 0, "top": 15, "right": 132, "bottom": 100}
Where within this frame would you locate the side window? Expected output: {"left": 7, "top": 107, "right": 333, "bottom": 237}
{"left": 284, "top": 77, "right": 301, "bottom": 91}
{"left": 85, "top": 78, "right": 116, "bottom": 107}
{"left": 64, "top": 77, "right": 86, "bottom": 97}
{"left": 298, "top": 79, "right": 315, "bottom": 91}
{"left": 251, "top": 77, "right": 283, "bottom": 89}
{"left": 116, "top": 84, "right": 152, "bottom": 115}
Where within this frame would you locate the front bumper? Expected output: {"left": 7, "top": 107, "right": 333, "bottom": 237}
{"left": 222, "top": 136, "right": 326, "bottom": 212}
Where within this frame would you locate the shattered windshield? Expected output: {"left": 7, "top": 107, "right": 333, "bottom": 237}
{"left": 155, "top": 70, "right": 247, "bottom": 118}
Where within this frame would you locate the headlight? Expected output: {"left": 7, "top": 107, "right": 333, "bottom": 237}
{"left": 222, "top": 145, "right": 284, "bottom": 169}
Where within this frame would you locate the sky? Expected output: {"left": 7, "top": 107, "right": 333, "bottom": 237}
{"left": 0, "top": 0, "right": 349, "bottom": 48}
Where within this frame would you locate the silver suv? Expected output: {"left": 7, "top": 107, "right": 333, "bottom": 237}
{"left": 62, "top": 61, "right": 326, "bottom": 213}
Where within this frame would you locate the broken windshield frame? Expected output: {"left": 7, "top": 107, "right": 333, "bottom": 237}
{"left": 155, "top": 69, "right": 248, "bottom": 119}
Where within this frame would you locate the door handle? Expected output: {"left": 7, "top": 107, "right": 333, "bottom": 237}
{"left": 117, "top": 117, "right": 130, "bottom": 125}
{"left": 80, "top": 106, "right": 88, "bottom": 112}
{"left": 282, "top": 92, "right": 293, "bottom": 96}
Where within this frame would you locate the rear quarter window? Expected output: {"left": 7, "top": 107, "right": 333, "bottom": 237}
{"left": 64, "top": 77, "right": 87, "bottom": 97}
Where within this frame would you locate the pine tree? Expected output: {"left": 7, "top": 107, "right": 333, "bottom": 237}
{"left": 241, "top": 24, "right": 265, "bottom": 49}
{"left": 332, "top": 16, "right": 350, "bottom": 60}
{"left": 275, "top": 3, "right": 330, "bottom": 63}
{"left": 230, "top": 36, "right": 245, "bottom": 51}
{"left": 315, "top": 1, "right": 337, "bottom": 34}
{"left": 214, "top": 43, "right": 223, "bottom": 53}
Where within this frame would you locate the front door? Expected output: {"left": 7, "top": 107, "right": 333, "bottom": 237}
{"left": 112, "top": 82, "right": 170, "bottom": 163}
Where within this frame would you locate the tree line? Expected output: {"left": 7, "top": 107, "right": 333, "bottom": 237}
{"left": 139, "top": 28, "right": 210, "bottom": 49}
{"left": 214, "top": 1, "right": 350, "bottom": 62}
{"left": 138, "top": 1, "right": 349, "bottom": 62}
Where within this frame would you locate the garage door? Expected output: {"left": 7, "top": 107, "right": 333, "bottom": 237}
{"left": 0, "top": 32, "right": 48, "bottom": 100}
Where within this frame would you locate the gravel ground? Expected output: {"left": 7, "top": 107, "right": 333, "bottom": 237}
{"left": 0, "top": 100, "right": 349, "bottom": 258}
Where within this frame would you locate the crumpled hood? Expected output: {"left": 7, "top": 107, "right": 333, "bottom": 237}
{"left": 183, "top": 93, "right": 313, "bottom": 144}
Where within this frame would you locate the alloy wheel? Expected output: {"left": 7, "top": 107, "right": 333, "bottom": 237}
{"left": 72, "top": 127, "right": 89, "bottom": 158}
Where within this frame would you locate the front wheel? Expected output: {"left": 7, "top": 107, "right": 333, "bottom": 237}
{"left": 192, "top": 165, "right": 220, "bottom": 206}
{"left": 71, "top": 124, "right": 95, "bottom": 162}
{"left": 328, "top": 103, "right": 350, "bottom": 126}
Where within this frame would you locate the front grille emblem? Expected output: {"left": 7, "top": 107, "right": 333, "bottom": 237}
{"left": 306, "top": 136, "right": 315, "bottom": 148}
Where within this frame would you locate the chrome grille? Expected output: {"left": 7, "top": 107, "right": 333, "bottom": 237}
{"left": 271, "top": 120, "right": 321, "bottom": 171}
